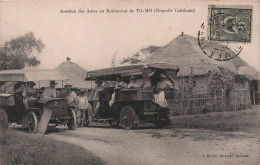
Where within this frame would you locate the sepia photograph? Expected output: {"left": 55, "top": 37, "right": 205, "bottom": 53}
{"left": 0, "top": 0, "right": 259, "bottom": 165}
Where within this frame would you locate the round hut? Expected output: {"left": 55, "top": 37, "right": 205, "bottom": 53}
{"left": 56, "top": 57, "right": 90, "bottom": 89}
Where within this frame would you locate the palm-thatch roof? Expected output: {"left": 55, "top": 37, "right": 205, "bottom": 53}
{"left": 144, "top": 34, "right": 257, "bottom": 78}
{"left": 56, "top": 58, "right": 90, "bottom": 88}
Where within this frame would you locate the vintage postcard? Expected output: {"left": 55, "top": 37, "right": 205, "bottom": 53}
{"left": 0, "top": 0, "right": 259, "bottom": 165}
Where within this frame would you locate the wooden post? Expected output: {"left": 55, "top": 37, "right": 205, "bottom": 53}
{"left": 234, "top": 90, "right": 236, "bottom": 111}
{"left": 252, "top": 82, "right": 256, "bottom": 106}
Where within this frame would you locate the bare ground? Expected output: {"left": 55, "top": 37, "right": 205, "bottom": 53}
{"left": 42, "top": 125, "right": 259, "bottom": 165}
{"left": 5, "top": 106, "right": 260, "bottom": 165}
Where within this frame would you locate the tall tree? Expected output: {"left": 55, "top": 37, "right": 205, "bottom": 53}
{"left": 120, "top": 45, "right": 161, "bottom": 64}
{"left": 0, "top": 32, "right": 45, "bottom": 70}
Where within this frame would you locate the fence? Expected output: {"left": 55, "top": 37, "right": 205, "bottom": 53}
{"left": 168, "top": 88, "right": 251, "bottom": 116}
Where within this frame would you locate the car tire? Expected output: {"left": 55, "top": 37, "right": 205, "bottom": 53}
{"left": 0, "top": 109, "right": 8, "bottom": 131}
{"left": 120, "top": 106, "right": 139, "bottom": 130}
{"left": 67, "top": 109, "right": 77, "bottom": 130}
{"left": 28, "top": 111, "right": 38, "bottom": 134}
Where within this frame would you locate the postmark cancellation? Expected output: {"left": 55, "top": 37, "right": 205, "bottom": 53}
{"left": 208, "top": 5, "right": 252, "bottom": 43}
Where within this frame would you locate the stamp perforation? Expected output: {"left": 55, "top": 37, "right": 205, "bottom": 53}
{"left": 207, "top": 4, "right": 253, "bottom": 44}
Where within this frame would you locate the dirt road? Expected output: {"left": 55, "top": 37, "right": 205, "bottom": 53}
{"left": 46, "top": 125, "right": 260, "bottom": 165}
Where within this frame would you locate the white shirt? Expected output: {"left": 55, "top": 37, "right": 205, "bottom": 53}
{"left": 78, "top": 96, "right": 89, "bottom": 109}
{"left": 128, "top": 79, "right": 143, "bottom": 88}
{"left": 40, "top": 86, "right": 56, "bottom": 99}
{"left": 67, "top": 91, "right": 78, "bottom": 106}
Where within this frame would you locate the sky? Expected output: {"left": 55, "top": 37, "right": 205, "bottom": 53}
{"left": 0, "top": 0, "right": 259, "bottom": 71}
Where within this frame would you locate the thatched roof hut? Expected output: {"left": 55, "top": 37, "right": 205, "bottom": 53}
{"left": 144, "top": 34, "right": 254, "bottom": 77}
{"left": 56, "top": 57, "right": 90, "bottom": 88}
{"left": 144, "top": 33, "right": 259, "bottom": 107}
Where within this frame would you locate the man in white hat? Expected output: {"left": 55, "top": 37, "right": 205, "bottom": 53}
{"left": 40, "top": 80, "right": 57, "bottom": 99}
{"left": 59, "top": 82, "right": 78, "bottom": 107}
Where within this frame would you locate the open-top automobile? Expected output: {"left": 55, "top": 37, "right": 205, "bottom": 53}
{"left": 0, "top": 69, "right": 76, "bottom": 134}
{"left": 85, "top": 63, "right": 179, "bottom": 129}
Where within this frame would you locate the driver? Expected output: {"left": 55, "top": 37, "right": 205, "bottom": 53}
{"left": 93, "top": 79, "right": 104, "bottom": 119}
{"left": 40, "top": 80, "right": 57, "bottom": 99}
{"left": 109, "top": 77, "right": 128, "bottom": 107}
{"left": 26, "top": 81, "right": 39, "bottom": 99}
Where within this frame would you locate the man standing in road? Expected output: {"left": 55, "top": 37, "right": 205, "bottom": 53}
{"left": 59, "top": 82, "right": 78, "bottom": 107}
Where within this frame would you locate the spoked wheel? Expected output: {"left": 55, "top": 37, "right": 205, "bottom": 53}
{"left": 120, "top": 106, "right": 139, "bottom": 129}
{"left": 0, "top": 110, "right": 8, "bottom": 131}
{"left": 28, "top": 111, "right": 38, "bottom": 134}
{"left": 67, "top": 109, "right": 77, "bottom": 130}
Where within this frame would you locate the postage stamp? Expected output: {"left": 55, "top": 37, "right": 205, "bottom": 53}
{"left": 208, "top": 5, "right": 252, "bottom": 43}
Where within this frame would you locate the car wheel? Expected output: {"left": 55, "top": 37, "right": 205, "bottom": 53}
{"left": 28, "top": 111, "right": 38, "bottom": 134}
{"left": 0, "top": 109, "right": 8, "bottom": 131}
{"left": 67, "top": 109, "right": 77, "bottom": 130}
{"left": 120, "top": 106, "right": 139, "bottom": 130}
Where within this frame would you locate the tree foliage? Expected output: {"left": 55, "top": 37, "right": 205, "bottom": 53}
{"left": 0, "top": 32, "right": 45, "bottom": 70}
{"left": 120, "top": 45, "right": 161, "bottom": 64}
{"left": 207, "top": 67, "right": 237, "bottom": 91}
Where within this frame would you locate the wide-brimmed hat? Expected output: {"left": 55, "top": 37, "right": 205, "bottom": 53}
{"left": 28, "top": 81, "right": 36, "bottom": 86}
{"left": 95, "top": 79, "right": 103, "bottom": 84}
{"left": 50, "top": 80, "right": 57, "bottom": 85}
{"left": 64, "top": 82, "right": 73, "bottom": 87}
{"left": 79, "top": 88, "right": 86, "bottom": 93}
{"left": 129, "top": 76, "right": 138, "bottom": 80}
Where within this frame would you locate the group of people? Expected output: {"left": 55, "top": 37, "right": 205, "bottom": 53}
{"left": 93, "top": 73, "right": 174, "bottom": 118}
{"left": 1, "top": 72, "right": 174, "bottom": 123}
{"left": 12, "top": 80, "right": 89, "bottom": 127}
{"left": 45, "top": 81, "right": 89, "bottom": 127}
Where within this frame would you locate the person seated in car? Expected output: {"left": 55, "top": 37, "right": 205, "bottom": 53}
{"left": 128, "top": 76, "right": 143, "bottom": 88}
{"left": 116, "top": 77, "right": 128, "bottom": 88}
{"left": 25, "top": 81, "right": 39, "bottom": 99}
{"left": 93, "top": 79, "right": 104, "bottom": 119}
{"left": 109, "top": 77, "right": 128, "bottom": 107}
{"left": 40, "top": 80, "right": 57, "bottom": 99}
{"left": 154, "top": 73, "right": 174, "bottom": 108}
{"left": 22, "top": 81, "right": 39, "bottom": 109}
